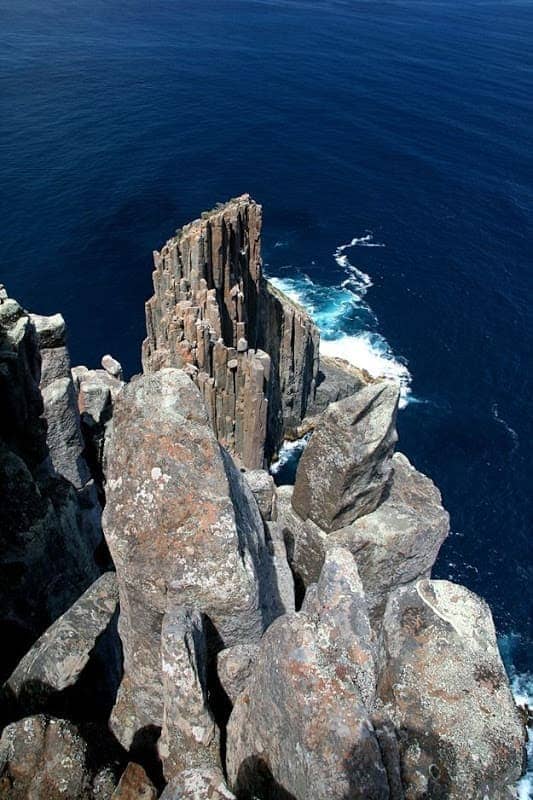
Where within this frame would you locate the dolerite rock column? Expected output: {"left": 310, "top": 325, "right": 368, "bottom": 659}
{"left": 141, "top": 195, "right": 319, "bottom": 467}
{"left": 102, "top": 368, "right": 286, "bottom": 754}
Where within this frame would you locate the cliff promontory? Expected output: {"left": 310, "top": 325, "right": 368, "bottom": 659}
{"left": 0, "top": 198, "right": 527, "bottom": 800}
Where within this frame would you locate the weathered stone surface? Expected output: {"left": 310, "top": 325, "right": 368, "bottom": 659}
{"left": 5, "top": 572, "right": 119, "bottom": 713}
{"left": 265, "top": 521, "right": 295, "bottom": 614}
{"left": 377, "top": 579, "right": 526, "bottom": 799}
{"left": 243, "top": 469, "right": 276, "bottom": 521}
{"left": 74, "top": 366, "right": 124, "bottom": 493}
{"left": 226, "top": 548, "right": 390, "bottom": 800}
{"left": 159, "top": 607, "right": 219, "bottom": 780}
{"left": 216, "top": 643, "right": 259, "bottom": 705}
{"left": 292, "top": 381, "right": 399, "bottom": 531}
{"left": 111, "top": 763, "right": 156, "bottom": 800}
{"left": 0, "top": 715, "right": 115, "bottom": 799}
{"left": 102, "top": 354, "right": 123, "bottom": 380}
{"left": 332, "top": 452, "right": 449, "bottom": 620}
{"left": 30, "top": 312, "right": 66, "bottom": 349}
{"left": 160, "top": 768, "right": 235, "bottom": 800}
{"left": 142, "top": 196, "right": 319, "bottom": 467}
{"left": 42, "top": 376, "right": 91, "bottom": 489}
{"left": 0, "top": 291, "right": 100, "bottom": 679}
{"left": 103, "top": 368, "right": 284, "bottom": 748}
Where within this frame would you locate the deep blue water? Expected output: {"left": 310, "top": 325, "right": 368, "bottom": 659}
{"left": 1, "top": 0, "right": 532, "bottom": 787}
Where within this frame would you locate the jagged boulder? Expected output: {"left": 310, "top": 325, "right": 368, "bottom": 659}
{"left": 226, "top": 548, "right": 391, "bottom": 800}
{"left": 159, "top": 607, "right": 219, "bottom": 780}
{"left": 102, "top": 368, "right": 286, "bottom": 748}
{"left": 111, "top": 763, "right": 156, "bottom": 800}
{"left": 331, "top": 452, "right": 449, "bottom": 620}
{"left": 377, "top": 579, "right": 526, "bottom": 799}
{"left": 0, "top": 290, "right": 100, "bottom": 679}
{"left": 4, "top": 572, "right": 119, "bottom": 717}
{"left": 243, "top": 469, "right": 276, "bottom": 521}
{"left": 0, "top": 715, "right": 117, "bottom": 799}
{"left": 216, "top": 643, "right": 259, "bottom": 705}
{"left": 291, "top": 381, "right": 399, "bottom": 531}
{"left": 160, "top": 768, "right": 235, "bottom": 800}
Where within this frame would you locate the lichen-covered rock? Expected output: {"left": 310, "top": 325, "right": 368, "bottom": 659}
{"left": 159, "top": 607, "right": 219, "bottom": 780}
{"left": 243, "top": 469, "right": 276, "bottom": 521}
{"left": 377, "top": 579, "right": 526, "bottom": 799}
{"left": 111, "top": 763, "right": 156, "bottom": 800}
{"left": 331, "top": 452, "right": 449, "bottom": 620}
{"left": 102, "top": 368, "right": 285, "bottom": 748}
{"left": 0, "top": 290, "right": 100, "bottom": 679}
{"left": 5, "top": 572, "right": 119, "bottom": 715}
{"left": 160, "top": 768, "right": 235, "bottom": 800}
{"left": 291, "top": 381, "right": 399, "bottom": 531}
{"left": 226, "top": 548, "right": 390, "bottom": 800}
{"left": 0, "top": 715, "right": 115, "bottom": 799}
{"left": 101, "top": 354, "right": 123, "bottom": 381}
{"left": 216, "top": 643, "right": 259, "bottom": 705}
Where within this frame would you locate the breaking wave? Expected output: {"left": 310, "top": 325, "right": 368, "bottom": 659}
{"left": 499, "top": 633, "right": 533, "bottom": 798}
{"left": 268, "top": 232, "right": 413, "bottom": 408}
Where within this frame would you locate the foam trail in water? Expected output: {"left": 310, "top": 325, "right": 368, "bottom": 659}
{"left": 269, "top": 232, "right": 413, "bottom": 407}
{"left": 492, "top": 403, "right": 519, "bottom": 454}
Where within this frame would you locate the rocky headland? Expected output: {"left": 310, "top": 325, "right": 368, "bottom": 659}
{"left": 0, "top": 196, "right": 527, "bottom": 799}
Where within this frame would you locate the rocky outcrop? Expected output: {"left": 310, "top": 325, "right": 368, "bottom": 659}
{"left": 226, "top": 549, "right": 391, "bottom": 800}
{"left": 160, "top": 768, "right": 235, "bottom": 800}
{"left": 72, "top": 362, "right": 124, "bottom": 498}
{"left": 377, "top": 579, "right": 525, "bottom": 799}
{"left": 0, "top": 715, "right": 117, "bottom": 799}
{"left": 111, "top": 763, "right": 156, "bottom": 800}
{"left": 216, "top": 644, "right": 259, "bottom": 705}
{"left": 102, "top": 368, "right": 285, "bottom": 750}
{"left": 142, "top": 195, "right": 319, "bottom": 467}
{"left": 4, "top": 572, "right": 120, "bottom": 718}
{"left": 0, "top": 288, "right": 102, "bottom": 679}
{"left": 291, "top": 381, "right": 400, "bottom": 531}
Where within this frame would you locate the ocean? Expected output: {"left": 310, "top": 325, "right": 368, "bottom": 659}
{"left": 1, "top": 0, "right": 531, "bottom": 792}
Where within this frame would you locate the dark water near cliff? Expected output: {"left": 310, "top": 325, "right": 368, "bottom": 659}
{"left": 1, "top": 0, "right": 532, "bottom": 788}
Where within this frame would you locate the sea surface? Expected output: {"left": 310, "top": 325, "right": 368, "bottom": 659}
{"left": 1, "top": 0, "right": 531, "bottom": 792}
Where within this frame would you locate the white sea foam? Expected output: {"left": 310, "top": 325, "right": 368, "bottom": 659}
{"left": 498, "top": 633, "right": 533, "bottom": 798}
{"left": 270, "top": 435, "right": 310, "bottom": 475}
{"left": 321, "top": 333, "right": 412, "bottom": 408}
{"left": 269, "top": 232, "right": 413, "bottom": 407}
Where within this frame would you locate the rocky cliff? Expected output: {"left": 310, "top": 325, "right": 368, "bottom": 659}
{"left": 0, "top": 199, "right": 527, "bottom": 800}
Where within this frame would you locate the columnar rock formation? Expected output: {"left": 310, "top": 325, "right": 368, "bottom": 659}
{"left": 142, "top": 195, "right": 319, "bottom": 467}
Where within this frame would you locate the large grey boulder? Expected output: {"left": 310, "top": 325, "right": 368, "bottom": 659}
{"left": 226, "top": 548, "right": 391, "bottom": 800}
{"left": 291, "top": 381, "right": 399, "bottom": 531}
{"left": 5, "top": 572, "right": 119, "bottom": 715}
{"left": 377, "top": 579, "right": 526, "bottom": 799}
{"left": 331, "top": 452, "right": 449, "bottom": 620}
{"left": 102, "top": 369, "right": 285, "bottom": 748}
